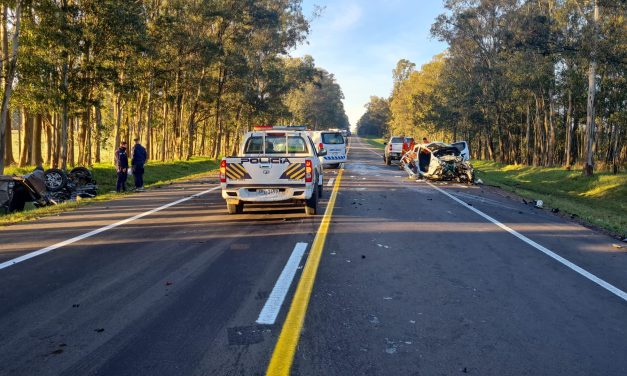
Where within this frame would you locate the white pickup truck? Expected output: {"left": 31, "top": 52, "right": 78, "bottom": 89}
{"left": 220, "top": 127, "right": 325, "bottom": 215}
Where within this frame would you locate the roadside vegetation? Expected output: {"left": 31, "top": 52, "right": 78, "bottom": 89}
{"left": 357, "top": 1, "right": 626, "bottom": 176}
{"left": 474, "top": 161, "right": 627, "bottom": 236}
{"left": 363, "top": 137, "right": 385, "bottom": 149}
{"left": 0, "top": 1, "right": 349, "bottom": 175}
{"left": 0, "top": 158, "right": 219, "bottom": 226}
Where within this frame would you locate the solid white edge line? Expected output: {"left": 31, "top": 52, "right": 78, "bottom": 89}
{"left": 0, "top": 185, "right": 221, "bottom": 270}
{"left": 256, "top": 242, "right": 308, "bottom": 325}
{"left": 427, "top": 182, "right": 627, "bottom": 302}
{"left": 327, "top": 178, "right": 335, "bottom": 187}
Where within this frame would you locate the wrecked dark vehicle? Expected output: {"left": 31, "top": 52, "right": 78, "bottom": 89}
{"left": 400, "top": 141, "right": 475, "bottom": 184}
{"left": 0, "top": 167, "right": 97, "bottom": 213}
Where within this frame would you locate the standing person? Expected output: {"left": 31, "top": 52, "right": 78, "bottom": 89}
{"left": 114, "top": 141, "right": 129, "bottom": 193}
{"left": 131, "top": 138, "right": 147, "bottom": 191}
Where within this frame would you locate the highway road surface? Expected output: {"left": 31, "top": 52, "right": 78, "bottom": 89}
{"left": 1, "top": 137, "right": 626, "bottom": 376}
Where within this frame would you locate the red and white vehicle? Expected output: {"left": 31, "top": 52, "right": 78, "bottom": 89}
{"left": 220, "top": 127, "right": 325, "bottom": 215}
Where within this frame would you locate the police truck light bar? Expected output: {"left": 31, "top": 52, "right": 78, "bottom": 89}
{"left": 253, "top": 125, "right": 308, "bottom": 131}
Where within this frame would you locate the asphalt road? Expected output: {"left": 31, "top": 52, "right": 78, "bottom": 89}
{"left": 1, "top": 137, "right": 626, "bottom": 376}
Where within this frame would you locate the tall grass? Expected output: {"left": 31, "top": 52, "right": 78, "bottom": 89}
{"left": 474, "top": 161, "right": 627, "bottom": 235}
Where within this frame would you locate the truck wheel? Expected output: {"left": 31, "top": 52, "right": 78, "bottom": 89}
{"left": 227, "top": 202, "right": 243, "bottom": 214}
{"left": 305, "top": 191, "right": 318, "bottom": 215}
{"left": 318, "top": 183, "right": 323, "bottom": 199}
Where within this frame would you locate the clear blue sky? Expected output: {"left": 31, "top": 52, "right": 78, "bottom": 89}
{"left": 290, "top": 0, "right": 448, "bottom": 128}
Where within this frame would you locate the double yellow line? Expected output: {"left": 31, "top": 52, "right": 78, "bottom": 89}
{"left": 265, "top": 170, "right": 344, "bottom": 375}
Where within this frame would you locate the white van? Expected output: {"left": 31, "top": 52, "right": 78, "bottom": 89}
{"left": 312, "top": 131, "right": 347, "bottom": 168}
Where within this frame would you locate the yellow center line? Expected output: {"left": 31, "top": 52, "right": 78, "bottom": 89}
{"left": 265, "top": 166, "right": 345, "bottom": 376}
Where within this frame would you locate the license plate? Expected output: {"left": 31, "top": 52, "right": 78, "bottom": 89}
{"left": 259, "top": 189, "right": 279, "bottom": 195}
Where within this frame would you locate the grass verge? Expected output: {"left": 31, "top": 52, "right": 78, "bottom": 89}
{"left": 1, "top": 157, "right": 219, "bottom": 226}
{"left": 362, "top": 136, "right": 386, "bottom": 149}
{"left": 473, "top": 160, "right": 627, "bottom": 236}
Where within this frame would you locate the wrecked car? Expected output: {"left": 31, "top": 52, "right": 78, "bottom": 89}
{"left": 400, "top": 141, "right": 475, "bottom": 184}
{"left": 0, "top": 167, "right": 97, "bottom": 213}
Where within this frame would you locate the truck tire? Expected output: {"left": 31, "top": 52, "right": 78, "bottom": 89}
{"left": 227, "top": 202, "right": 244, "bottom": 214}
{"left": 318, "top": 183, "right": 323, "bottom": 199}
{"left": 305, "top": 190, "right": 318, "bottom": 215}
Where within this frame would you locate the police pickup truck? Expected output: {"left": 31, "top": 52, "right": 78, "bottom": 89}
{"left": 220, "top": 126, "right": 325, "bottom": 215}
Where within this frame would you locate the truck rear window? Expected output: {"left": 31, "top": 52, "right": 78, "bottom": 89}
{"left": 321, "top": 133, "right": 344, "bottom": 144}
{"left": 391, "top": 137, "right": 404, "bottom": 143}
{"left": 244, "top": 135, "right": 308, "bottom": 154}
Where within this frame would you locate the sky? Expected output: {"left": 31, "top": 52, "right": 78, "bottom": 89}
{"left": 290, "top": 0, "right": 449, "bottom": 129}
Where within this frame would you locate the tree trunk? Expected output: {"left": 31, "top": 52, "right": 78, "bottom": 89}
{"left": 0, "top": 2, "right": 20, "bottom": 174}
{"left": 565, "top": 90, "right": 573, "bottom": 168}
{"left": 68, "top": 117, "right": 75, "bottom": 168}
{"left": 95, "top": 104, "right": 102, "bottom": 163}
{"left": 4, "top": 109, "right": 14, "bottom": 165}
{"left": 19, "top": 109, "right": 32, "bottom": 166}
{"left": 583, "top": 1, "right": 598, "bottom": 176}
{"left": 60, "top": 60, "right": 70, "bottom": 170}
{"left": 146, "top": 75, "right": 154, "bottom": 158}
{"left": 160, "top": 95, "right": 168, "bottom": 162}
{"left": 45, "top": 115, "right": 53, "bottom": 165}
{"left": 31, "top": 114, "right": 43, "bottom": 166}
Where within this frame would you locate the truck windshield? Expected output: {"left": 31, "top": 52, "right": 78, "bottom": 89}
{"left": 321, "top": 133, "right": 344, "bottom": 144}
{"left": 243, "top": 135, "right": 308, "bottom": 154}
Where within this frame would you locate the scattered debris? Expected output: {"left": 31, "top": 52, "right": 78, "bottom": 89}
{"left": 346, "top": 259, "right": 351, "bottom": 263}
{"left": 72, "top": 304, "right": 80, "bottom": 308}
{"left": 165, "top": 281, "right": 173, "bottom": 286}
{"left": 50, "top": 349, "right": 64, "bottom": 355}
{"left": 383, "top": 296, "right": 393, "bottom": 300}
{"left": 368, "top": 315, "right": 380, "bottom": 324}
{"left": 518, "top": 211, "right": 523, "bottom": 214}
{"left": 551, "top": 208, "right": 559, "bottom": 213}
{"left": 467, "top": 202, "right": 473, "bottom": 206}
{"left": 522, "top": 199, "right": 528, "bottom": 205}
{"left": 385, "top": 347, "right": 397, "bottom": 354}
{"left": 475, "top": 178, "right": 484, "bottom": 185}
{"left": 612, "top": 244, "right": 624, "bottom": 249}
{"left": 94, "top": 328, "right": 105, "bottom": 333}
{"left": 534, "top": 200, "right": 543, "bottom": 208}
{"left": 361, "top": 255, "right": 366, "bottom": 259}
{"left": 409, "top": 320, "right": 416, "bottom": 324}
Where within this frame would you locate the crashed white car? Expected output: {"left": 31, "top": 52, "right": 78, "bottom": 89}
{"left": 400, "top": 141, "right": 475, "bottom": 184}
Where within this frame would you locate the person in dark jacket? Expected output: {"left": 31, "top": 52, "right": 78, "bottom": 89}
{"left": 131, "top": 138, "right": 147, "bottom": 191}
{"left": 114, "top": 141, "right": 129, "bottom": 193}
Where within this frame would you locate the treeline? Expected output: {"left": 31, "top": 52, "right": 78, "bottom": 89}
{"left": 0, "top": 0, "right": 349, "bottom": 174}
{"left": 357, "top": 0, "right": 626, "bottom": 174}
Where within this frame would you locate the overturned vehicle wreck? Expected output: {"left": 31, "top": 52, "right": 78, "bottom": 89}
{"left": 400, "top": 141, "right": 475, "bottom": 184}
{"left": 0, "top": 167, "right": 97, "bottom": 213}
